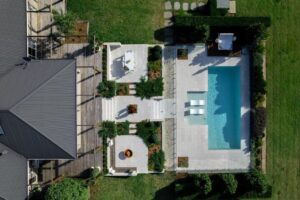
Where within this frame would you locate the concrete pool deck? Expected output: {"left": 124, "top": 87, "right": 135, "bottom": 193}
{"left": 174, "top": 45, "right": 250, "bottom": 172}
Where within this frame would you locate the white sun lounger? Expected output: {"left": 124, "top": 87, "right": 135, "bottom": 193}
{"left": 189, "top": 108, "right": 205, "bottom": 115}
{"left": 199, "top": 100, "right": 205, "bottom": 105}
{"left": 190, "top": 100, "right": 205, "bottom": 106}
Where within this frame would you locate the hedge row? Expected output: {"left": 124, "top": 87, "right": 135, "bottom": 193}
{"left": 175, "top": 16, "right": 271, "bottom": 27}
{"left": 102, "top": 46, "right": 107, "bottom": 81}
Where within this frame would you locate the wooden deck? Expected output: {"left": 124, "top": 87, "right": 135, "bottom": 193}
{"left": 38, "top": 47, "right": 103, "bottom": 186}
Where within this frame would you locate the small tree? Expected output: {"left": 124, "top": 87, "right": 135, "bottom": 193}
{"left": 52, "top": 10, "right": 77, "bottom": 36}
{"left": 149, "top": 150, "right": 165, "bottom": 172}
{"left": 98, "top": 121, "right": 116, "bottom": 138}
{"left": 245, "top": 169, "right": 269, "bottom": 195}
{"left": 220, "top": 174, "right": 238, "bottom": 195}
{"left": 45, "top": 178, "right": 88, "bottom": 200}
{"left": 193, "top": 174, "right": 212, "bottom": 195}
{"left": 97, "top": 81, "right": 116, "bottom": 98}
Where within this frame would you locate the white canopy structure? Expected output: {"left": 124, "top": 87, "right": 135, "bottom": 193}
{"left": 216, "top": 33, "right": 236, "bottom": 50}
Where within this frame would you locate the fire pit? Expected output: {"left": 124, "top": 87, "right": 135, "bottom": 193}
{"left": 124, "top": 149, "right": 133, "bottom": 158}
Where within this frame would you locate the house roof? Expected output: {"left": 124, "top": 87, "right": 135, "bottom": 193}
{"left": 0, "top": 0, "right": 77, "bottom": 160}
{"left": 0, "top": 143, "right": 27, "bottom": 200}
{"left": 0, "top": 0, "right": 77, "bottom": 198}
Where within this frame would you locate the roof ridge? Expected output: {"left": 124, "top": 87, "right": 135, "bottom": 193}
{"left": 10, "top": 59, "right": 75, "bottom": 110}
{"left": 8, "top": 110, "right": 75, "bottom": 159}
{"left": 9, "top": 59, "right": 76, "bottom": 158}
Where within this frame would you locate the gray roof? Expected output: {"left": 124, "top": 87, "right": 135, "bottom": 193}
{"left": 0, "top": 59, "right": 77, "bottom": 159}
{"left": 217, "top": 0, "right": 230, "bottom": 9}
{"left": 0, "top": 0, "right": 76, "bottom": 160}
{"left": 0, "top": 143, "right": 27, "bottom": 200}
{"left": 0, "top": 0, "right": 77, "bottom": 198}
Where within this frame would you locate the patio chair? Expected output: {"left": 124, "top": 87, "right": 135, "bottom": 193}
{"left": 190, "top": 100, "right": 199, "bottom": 106}
{"left": 197, "top": 109, "right": 204, "bottom": 115}
{"left": 199, "top": 100, "right": 205, "bottom": 106}
{"left": 189, "top": 108, "right": 199, "bottom": 115}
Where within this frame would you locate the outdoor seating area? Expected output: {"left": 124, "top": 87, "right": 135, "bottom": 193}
{"left": 107, "top": 135, "right": 148, "bottom": 176}
{"left": 106, "top": 43, "right": 148, "bottom": 83}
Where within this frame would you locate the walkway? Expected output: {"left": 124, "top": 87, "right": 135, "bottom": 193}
{"left": 162, "top": 46, "right": 177, "bottom": 170}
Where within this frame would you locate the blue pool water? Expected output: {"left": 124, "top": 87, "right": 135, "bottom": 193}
{"left": 207, "top": 66, "right": 241, "bottom": 149}
{"left": 187, "top": 92, "right": 207, "bottom": 125}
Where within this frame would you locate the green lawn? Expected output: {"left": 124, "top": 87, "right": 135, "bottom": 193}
{"left": 67, "top": 0, "right": 164, "bottom": 43}
{"left": 89, "top": 173, "right": 176, "bottom": 200}
{"left": 237, "top": 1, "right": 300, "bottom": 199}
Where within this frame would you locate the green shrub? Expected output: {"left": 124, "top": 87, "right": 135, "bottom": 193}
{"left": 251, "top": 52, "right": 266, "bottom": 105}
{"left": 192, "top": 174, "right": 212, "bottom": 195}
{"left": 149, "top": 150, "right": 165, "bottom": 172}
{"left": 116, "top": 121, "right": 130, "bottom": 135}
{"left": 102, "top": 46, "right": 107, "bottom": 81}
{"left": 89, "top": 167, "right": 100, "bottom": 179}
{"left": 116, "top": 83, "right": 129, "bottom": 95}
{"left": 220, "top": 174, "right": 238, "bottom": 195}
{"left": 149, "top": 133, "right": 159, "bottom": 144}
{"left": 148, "top": 60, "right": 162, "bottom": 72}
{"left": 45, "top": 178, "right": 88, "bottom": 200}
{"left": 136, "top": 77, "right": 164, "bottom": 99}
{"left": 97, "top": 80, "right": 116, "bottom": 98}
{"left": 136, "top": 121, "right": 161, "bottom": 146}
{"left": 148, "top": 45, "right": 162, "bottom": 61}
{"left": 245, "top": 169, "right": 269, "bottom": 195}
{"left": 253, "top": 107, "right": 267, "bottom": 138}
{"left": 98, "top": 121, "right": 116, "bottom": 138}
{"left": 175, "top": 183, "right": 184, "bottom": 193}
{"left": 195, "top": 24, "right": 210, "bottom": 42}
{"left": 52, "top": 10, "right": 77, "bottom": 36}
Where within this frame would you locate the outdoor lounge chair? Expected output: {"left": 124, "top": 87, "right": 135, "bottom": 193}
{"left": 198, "top": 109, "right": 204, "bottom": 115}
{"left": 199, "top": 100, "right": 205, "bottom": 106}
{"left": 190, "top": 100, "right": 205, "bottom": 106}
{"left": 189, "top": 108, "right": 205, "bottom": 115}
{"left": 189, "top": 108, "right": 198, "bottom": 115}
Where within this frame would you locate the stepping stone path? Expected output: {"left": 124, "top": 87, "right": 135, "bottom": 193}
{"left": 163, "top": 1, "right": 208, "bottom": 44}
{"left": 164, "top": 1, "right": 172, "bottom": 10}
{"left": 182, "top": 3, "right": 189, "bottom": 11}
{"left": 164, "top": 11, "right": 173, "bottom": 19}
{"left": 174, "top": 2, "right": 180, "bottom": 10}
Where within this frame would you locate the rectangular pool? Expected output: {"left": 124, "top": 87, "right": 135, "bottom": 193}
{"left": 207, "top": 66, "right": 241, "bottom": 149}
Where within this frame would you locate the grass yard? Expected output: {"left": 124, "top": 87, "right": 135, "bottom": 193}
{"left": 67, "top": 0, "right": 164, "bottom": 43}
{"left": 237, "top": 1, "right": 300, "bottom": 199}
{"left": 89, "top": 172, "right": 176, "bottom": 200}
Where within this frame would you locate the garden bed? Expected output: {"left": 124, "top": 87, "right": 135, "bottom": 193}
{"left": 116, "top": 83, "right": 129, "bottom": 96}
{"left": 136, "top": 121, "right": 165, "bottom": 172}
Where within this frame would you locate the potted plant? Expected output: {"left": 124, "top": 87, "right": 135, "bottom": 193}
{"left": 127, "top": 104, "right": 137, "bottom": 114}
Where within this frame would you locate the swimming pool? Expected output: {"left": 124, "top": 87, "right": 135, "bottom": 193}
{"left": 207, "top": 66, "right": 241, "bottom": 149}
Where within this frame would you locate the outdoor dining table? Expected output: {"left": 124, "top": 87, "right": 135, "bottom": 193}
{"left": 123, "top": 50, "right": 134, "bottom": 71}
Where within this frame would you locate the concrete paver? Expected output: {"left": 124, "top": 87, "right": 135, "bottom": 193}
{"left": 174, "top": 2, "right": 181, "bottom": 10}
{"left": 165, "top": 1, "right": 172, "bottom": 10}
{"left": 182, "top": 3, "right": 189, "bottom": 11}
